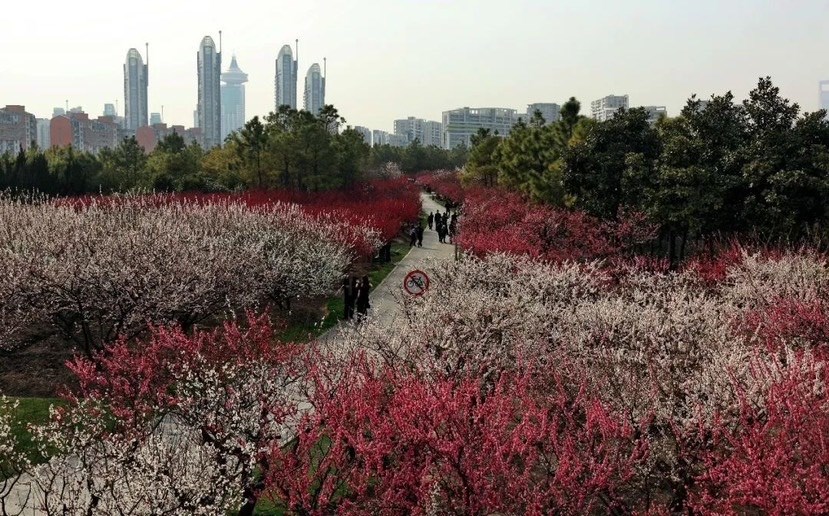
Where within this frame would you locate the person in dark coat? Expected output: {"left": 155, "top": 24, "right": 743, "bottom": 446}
{"left": 356, "top": 275, "right": 371, "bottom": 319}
{"left": 343, "top": 277, "right": 355, "bottom": 320}
{"left": 437, "top": 223, "right": 446, "bottom": 243}
{"left": 427, "top": 212, "right": 434, "bottom": 230}
{"left": 417, "top": 224, "right": 424, "bottom": 247}
{"left": 409, "top": 224, "right": 418, "bottom": 247}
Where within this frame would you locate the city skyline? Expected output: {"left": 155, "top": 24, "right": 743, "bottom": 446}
{"left": 4, "top": 0, "right": 829, "bottom": 132}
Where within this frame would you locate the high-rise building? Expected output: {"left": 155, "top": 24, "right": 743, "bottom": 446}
{"left": 150, "top": 112, "right": 162, "bottom": 125}
{"left": 197, "top": 35, "right": 222, "bottom": 147}
{"left": 0, "top": 105, "right": 37, "bottom": 154}
{"left": 221, "top": 54, "right": 248, "bottom": 140}
{"left": 526, "top": 103, "right": 561, "bottom": 124}
{"left": 103, "top": 103, "right": 117, "bottom": 117}
{"left": 52, "top": 107, "right": 66, "bottom": 117}
{"left": 642, "top": 105, "right": 667, "bottom": 125}
{"left": 394, "top": 117, "right": 424, "bottom": 144}
{"left": 353, "top": 126, "right": 372, "bottom": 146}
{"left": 441, "top": 107, "right": 518, "bottom": 149}
{"left": 275, "top": 42, "right": 298, "bottom": 109}
{"left": 591, "top": 94, "right": 629, "bottom": 122}
{"left": 123, "top": 47, "right": 148, "bottom": 131}
{"left": 372, "top": 130, "right": 389, "bottom": 146}
{"left": 303, "top": 61, "right": 325, "bottom": 115}
{"left": 422, "top": 121, "right": 443, "bottom": 147}
{"left": 36, "top": 118, "right": 51, "bottom": 149}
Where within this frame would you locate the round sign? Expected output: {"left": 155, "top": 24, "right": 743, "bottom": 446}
{"left": 403, "top": 270, "right": 430, "bottom": 296}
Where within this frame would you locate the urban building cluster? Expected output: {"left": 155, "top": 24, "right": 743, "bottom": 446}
{"left": 12, "top": 58, "right": 829, "bottom": 156}
{"left": 0, "top": 35, "right": 326, "bottom": 155}
{"left": 352, "top": 97, "right": 667, "bottom": 151}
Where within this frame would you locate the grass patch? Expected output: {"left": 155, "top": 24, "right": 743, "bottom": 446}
{"left": 4, "top": 397, "right": 62, "bottom": 468}
{"left": 279, "top": 240, "right": 410, "bottom": 343}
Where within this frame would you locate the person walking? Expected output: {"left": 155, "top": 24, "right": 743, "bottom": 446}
{"left": 427, "top": 212, "right": 434, "bottom": 230}
{"left": 417, "top": 224, "right": 424, "bottom": 247}
{"left": 343, "top": 276, "right": 356, "bottom": 320}
{"left": 409, "top": 224, "right": 418, "bottom": 247}
{"left": 437, "top": 222, "right": 446, "bottom": 244}
{"left": 356, "top": 275, "right": 371, "bottom": 320}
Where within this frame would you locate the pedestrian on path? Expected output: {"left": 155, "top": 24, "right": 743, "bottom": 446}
{"left": 409, "top": 225, "right": 418, "bottom": 247}
{"left": 343, "top": 276, "right": 356, "bottom": 320}
{"left": 427, "top": 212, "right": 434, "bottom": 230}
{"left": 356, "top": 275, "right": 371, "bottom": 319}
{"left": 417, "top": 224, "right": 424, "bottom": 247}
{"left": 437, "top": 223, "right": 446, "bottom": 243}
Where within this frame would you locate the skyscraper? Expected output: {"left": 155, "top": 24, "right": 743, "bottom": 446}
{"left": 221, "top": 54, "right": 248, "bottom": 140}
{"left": 123, "top": 47, "right": 148, "bottom": 131}
{"left": 275, "top": 42, "right": 298, "bottom": 110}
{"left": 303, "top": 61, "right": 325, "bottom": 115}
{"left": 197, "top": 35, "right": 222, "bottom": 147}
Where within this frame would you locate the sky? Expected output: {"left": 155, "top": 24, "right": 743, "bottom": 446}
{"left": 4, "top": 0, "right": 829, "bottom": 131}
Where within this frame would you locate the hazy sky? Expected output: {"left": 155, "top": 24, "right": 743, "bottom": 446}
{"left": 4, "top": 0, "right": 829, "bottom": 131}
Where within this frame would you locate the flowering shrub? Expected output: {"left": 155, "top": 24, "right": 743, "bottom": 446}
{"left": 416, "top": 170, "right": 465, "bottom": 205}
{"left": 29, "top": 313, "right": 303, "bottom": 514}
{"left": 268, "top": 356, "right": 649, "bottom": 515}
{"left": 457, "top": 188, "right": 657, "bottom": 262}
{"left": 0, "top": 196, "right": 353, "bottom": 354}
{"left": 691, "top": 356, "right": 829, "bottom": 514}
{"left": 59, "top": 177, "right": 421, "bottom": 256}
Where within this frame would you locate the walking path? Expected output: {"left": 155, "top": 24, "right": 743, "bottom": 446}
{"left": 369, "top": 191, "right": 456, "bottom": 328}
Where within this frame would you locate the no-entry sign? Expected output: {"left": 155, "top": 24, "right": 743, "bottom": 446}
{"left": 403, "top": 270, "right": 430, "bottom": 296}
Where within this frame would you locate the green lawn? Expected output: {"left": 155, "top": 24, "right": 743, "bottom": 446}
{"left": 2, "top": 397, "right": 61, "bottom": 471}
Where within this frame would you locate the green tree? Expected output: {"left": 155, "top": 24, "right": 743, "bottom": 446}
{"left": 233, "top": 116, "right": 269, "bottom": 188}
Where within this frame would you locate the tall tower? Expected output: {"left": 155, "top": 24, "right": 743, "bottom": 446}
{"left": 197, "top": 35, "right": 222, "bottom": 147}
{"left": 123, "top": 47, "right": 148, "bottom": 131}
{"left": 303, "top": 61, "right": 325, "bottom": 115}
{"left": 275, "top": 41, "right": 298, "bottom": 110}
{"left": 221, "top": 54, "right": 248, "bottom": 140}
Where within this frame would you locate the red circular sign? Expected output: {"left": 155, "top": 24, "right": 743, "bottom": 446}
{"left": 404, "top": 270, "right": 430, "bottom": 296}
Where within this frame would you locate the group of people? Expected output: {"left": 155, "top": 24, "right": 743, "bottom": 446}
{"left": 428, "top": 210, "right": 458, "bottom": 244}
{"left": 408, "top": 223, "right": 425, "bottom": 247}
{"left": 342, "top": 275, "right": 371, "bottom": 321}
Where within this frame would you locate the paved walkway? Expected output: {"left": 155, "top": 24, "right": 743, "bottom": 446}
{"left": 369, "top": 192, "right": 456, "bottom": 328}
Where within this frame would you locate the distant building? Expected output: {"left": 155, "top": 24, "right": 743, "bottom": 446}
{"left": 197, "top": 35, "right": 222, "bottom": 148}
{"left": 275, "top": 42, "right": 298, "bottom": 110}
{"left": 394, "top": 117, "right": 423, "bottom": 144}
{"left": 372, "top": 130, "right": 389, "bottom": 146}
{"left": 0, "top": 105, "right": 37, "bottom": 154}
{"left": 52, "top": 107, "right": 66, "bottom": 117}
{"left": 136, "top": 123, "right": 203, "bottom": 153}
{"left": 103, "top": 103, "right": 117, "bottom": 117}
{"left": 422, "top": 121, "right": 443, "bottom": 147}
{"left": 221, "top": 54, "right": 248, "bottom": 140}
{"left": 124, "top": 47, "right": 149, "bottom": 131}
{"left": 591, "top": 94, "right": 629, "bottom": 122}
{"left": 353, "top": 126, "right": 372, "bottom": 145}
{"left": 526, "top": 103, "right": 561, "bottom": 124}
{"left": 820, "top": 81, "right": 829, "bottom": 118}
{"left": 150, "top": 112, "right": 162, "bottom": 125}
{"left": 50, "top": 110, "right": 119, "bottom": 154}
{"left": 388, "top": 133, "right": 409, "bottom": 148}
{"left": 441, "top": 107, "right": 518, "bottom": 149}
{"left": 642, "top": 105, "right": 667, "bottom": 125}
{"left": 36, "top": 118, "right": 51, "bottom": 149}
{"left": 303, "top": 62, "right": 325, "bottom": 115}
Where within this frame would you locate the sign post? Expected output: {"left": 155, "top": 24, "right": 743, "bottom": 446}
{"left": 403, "top": 270, "right": 430, "bottom": 296}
